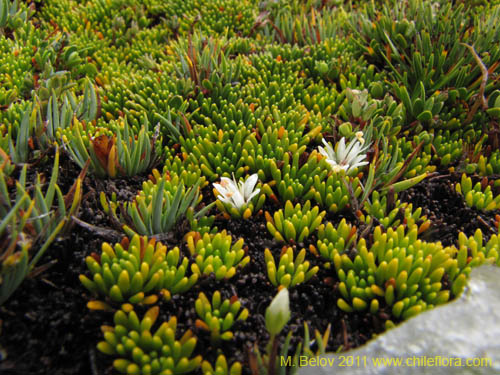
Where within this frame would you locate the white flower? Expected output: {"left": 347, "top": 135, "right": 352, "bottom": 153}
{"left": 265, "top": 288, "right": 291, "bottom": 336}
{"left": 213, "top": 173, "right": 260, "bottom": 210}
{"left": 318, "top": 136, "right": 370, "bottom": 174}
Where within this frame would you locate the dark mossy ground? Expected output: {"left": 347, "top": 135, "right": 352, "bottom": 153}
{"left": 1, "top": 152, "right": 498, "bottom": 375}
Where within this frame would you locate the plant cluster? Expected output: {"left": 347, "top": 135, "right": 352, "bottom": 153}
{"left": 98, "top": 305, "right": 202, "bottom": 374}
{"left": 265, "top": 200, "right": 325, "bottom": 243}
{"left": 303, "top": 172, "right": 362, "bottom": 213}
{"left": 264, "top": 148, "right": 330, "bottom": 202}
{"left": 265, "top": 247, "right": 319, "bottom": 288}
{"left": 1, "top": 149, "right": 84, "bottom": 305}
{"left": 186, "top": 231, "right": 250, "bottom": 280}
{"left": 330, "top": 224, "right": 465, "bottom": 325}
{"left": 359, "top": 190, "right": 430, "bottom": 231}
{"left": 3, "top": 0, "right": 500, "bottom": 373}
{"left": 195, "top": 291, "right": 249, "bottom": 343}
{"left": 63, "top": 116, "right": 162, "bottom": 178}
{"left": 80, "top": 235, "right": 197, "bottom": 304}
{"left": 315, "top": 219, "right": 357, "bottom": 263}
{"left": 455, "top": 174, "right": 500, "bottom": 211}
{"left": 124, "top": 171, "right": 211, "bottom": 237}
{"left": 455, "top": 229, "right": 500, "bottom": 291}
{"left": 201, "top": 355, "right": 242, "bottom": 375}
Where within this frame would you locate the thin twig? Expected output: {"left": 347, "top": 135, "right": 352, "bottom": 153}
{"left": 29, "top": 260, "right": 58, "bottom": 278}
{"left": 40, "top": 276, "right": 59, "bottom": 288}
{"left": 72, "top": 216, "right": 123, "bottom": 242}
{"left": 89, "top": 346, "right": 99, "bottom": 375}
{"left": 477, "top": 215, "right": 496, "bottom": 234}
{"left": 462, "top": 43, "right": 489, "bottom": 125}
{"left": 151, "top": 231, "right": 176, "bottom": 243}
{"left": 425, "top": 172, "right": 447, "bottom": 181}
{"left": 385, "top": 140, "right": 424, "bottom": 187}
{"left": 341, "top": 318, "right": 350, "bottom": 350}
{"left": 359, "top": 220, "right": 373, "bottom": 243}
{"left": 249, "top": 12, "right": 286, "bottom": 44}
{"left": 248, "top": 345, "right": 260, "bottom": 375}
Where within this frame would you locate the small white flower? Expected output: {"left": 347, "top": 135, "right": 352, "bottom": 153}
{"left": 318, "top": 136, "right": 370, "bottom": 174}
{"left": 213, "top": 173, "right": 260, "bottom": 210}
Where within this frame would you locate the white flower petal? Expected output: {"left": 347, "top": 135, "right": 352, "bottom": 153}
{"left": 318, "top": 146, "right": 329, "bottom": 158}
{"left": 221, "top": 177, "right": 238, "bottom": 191}
{"left": 343, "top": 138, "right": 358, "bottom": 159}
{"left": 232, "top": 174, "right": 241, "bottom": 188}
{"left": 231, "top": 190, "right": 245, "bottom": 209}
{"left": 213, "top": 183, "right": 229, "bottom": 197}
{"left": 246, "top": 188, "right": 260, "bottom": 203}
{"left": 214, "top": 173, "right": 261, "bottom": 211}
{"left": 324, "top": 158, "right": 336, "bottom": 166}
{"left": 351, "top": 161, "right": 369, "bottom": 169}
{"left": 244, "top": 174, "right": 259, "bottom": 199}
{"left": 345, "top": 144, "right": 364, "bottom": 165}
{"left": 320, "top": 135, "right": 371, "bottom": 175}
{"left": 336, "top": 137, "right": 346, "bottom": 159}
{"left": 322, "top": 138, "right": 334, "bottom": 153}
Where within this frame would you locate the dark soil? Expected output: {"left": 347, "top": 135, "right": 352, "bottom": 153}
{"left": 399, "top": 174, "right": 500, "bottom": 246}
{"left": 1, "top": 154, "right": 498, "bottom": 375}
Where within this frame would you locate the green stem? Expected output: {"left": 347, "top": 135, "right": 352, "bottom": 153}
{"left": 268, "top": 333, "right": 279, "bottom": 375}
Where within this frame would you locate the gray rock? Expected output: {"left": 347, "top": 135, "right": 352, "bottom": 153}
{"left": 298, "top": 266, "right": 500, "bottom": 375}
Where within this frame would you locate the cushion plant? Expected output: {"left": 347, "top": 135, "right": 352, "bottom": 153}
{"left": 2, "top": 0, "right": 500, "bottom": 374}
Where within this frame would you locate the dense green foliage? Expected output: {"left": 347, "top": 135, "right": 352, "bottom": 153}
{"left": 1, "top": 0, "right": 500, "bottom": 373}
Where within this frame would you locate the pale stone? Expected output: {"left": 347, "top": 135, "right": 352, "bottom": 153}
{"left": 299, "top": 266, "right": 500, "bottom": 375}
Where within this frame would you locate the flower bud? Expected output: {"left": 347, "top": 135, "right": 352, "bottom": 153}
{"left": 265, "top": 288, "right": 291, "bottom": 335}
{"left": 338, "top": 122, "right": 352, "bottom": 137}
{"left": 315, "top": 61, "right": 329, "bottom": 75}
